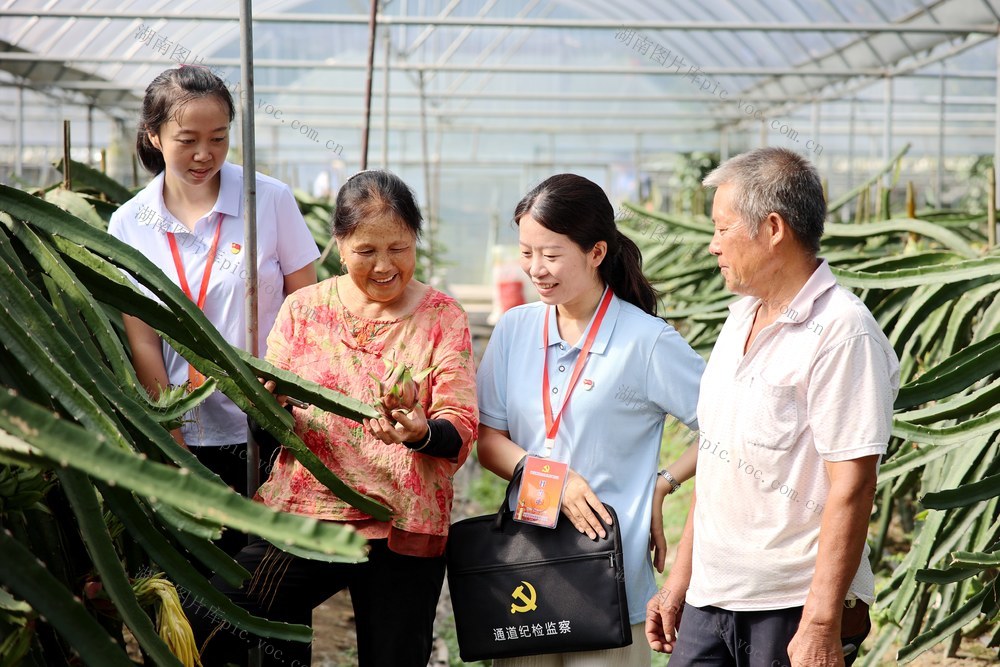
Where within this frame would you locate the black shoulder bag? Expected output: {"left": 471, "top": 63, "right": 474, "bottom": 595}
{"left": 445, "top": 468, "right": 631, "bottom": 661}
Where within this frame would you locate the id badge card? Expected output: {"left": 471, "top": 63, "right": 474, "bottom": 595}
{"left": 513, "top": 454, "right": 569, "bottom": 529}
{"left": 187, "top": 363, "right": 207, "bottom": 391}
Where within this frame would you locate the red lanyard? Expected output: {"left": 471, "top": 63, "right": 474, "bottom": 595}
{"left": 166, "top": 215, "right": 223, "bottom": 309}
{"left": 541, "top": 288, "right": 613, "bottom": 444}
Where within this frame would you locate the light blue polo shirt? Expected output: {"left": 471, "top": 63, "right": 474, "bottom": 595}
{"left": 477, "top": 291, "right": 705, "bottom": 624}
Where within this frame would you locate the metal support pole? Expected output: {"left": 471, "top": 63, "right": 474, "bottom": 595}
{"left": 418, "top": 70, "right": 434, "bottom": 280}
{"left": 62, "top": 120, "right": 71, "bottom": 189}
{"left": 633, "top": 133, "right": 641, "bottom": 187}
{"left": 720, "top": 126, "right": 729, "bottom": 162}
{"left": 988, "top": 167, "right": 996, "bottom": 249}
{"left": 994, "top": 31, "right": 1000, "bottom": 210}
{"left": 811, "top": 99, "right": 820, "bottom": 163}
{"left": 937, "top": 66, "right": 946, "bottom": 205}
{"left": 87, "top": 104, "right": 94, "bottom": 166}
{"left": 239, "top": 0, "right": 261, "bottom": 545}
{"left": 847, "top": 98, "right": 856, "bottom": 192}
{"left": 14, "top": 86, "right": 23, "bottom": 179}
{"left": 884, "top": 76, "right": 894, "bottom": 187}
{"left": 360, "top": 0, "right": 378, "bottom": 170}
{"left": 381, "top": 28, "right": 391, "bottom": 168}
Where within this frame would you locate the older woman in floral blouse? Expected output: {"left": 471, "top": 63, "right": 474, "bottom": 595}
{"left": 189, "top": 170, "right": 478, "bottom": 667}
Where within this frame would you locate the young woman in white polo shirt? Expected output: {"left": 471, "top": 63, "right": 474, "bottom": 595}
{"left": 476, "top": 174, "right": 706, "bottom": 666}
{"left": 108, "top": 67, "right": 319, "bottom": 554}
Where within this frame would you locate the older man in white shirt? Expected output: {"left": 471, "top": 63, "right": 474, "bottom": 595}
{"left": 646, "top": 147, "right": 900, "bottom": 667}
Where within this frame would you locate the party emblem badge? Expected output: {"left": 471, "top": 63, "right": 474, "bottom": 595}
{"left": 510, "top": 581, "right": 538, "bottom": 614}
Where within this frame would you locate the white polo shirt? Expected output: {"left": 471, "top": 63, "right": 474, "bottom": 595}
{"left": 108, "top": 162, "right": 320, "bottom": 446}
{"left": 687, "top": 260, "right": 899, "bottom": 610}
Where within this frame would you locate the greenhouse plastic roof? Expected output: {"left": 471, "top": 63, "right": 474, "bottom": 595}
{"left": 2, "top": 1, "right": 999, "bottom": 279}
{"left": 2, "top": 0, "right": 998, "bottom": 148}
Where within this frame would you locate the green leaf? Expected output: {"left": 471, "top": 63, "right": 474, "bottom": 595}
{"left": 914, "top": 567, "right": 981, "bottom": 584}
{"left": 0, "top": 226, "right": 217, "bottom": 482}
{"left": 894, "top": 333, "right": 1000, "bottom": 409}
{"left": 241, "top": 352, "right": 379, "bottom": 422}
{"left": 922, "top": 472, "right": 1000, "bottom": 509}
{"left": 0, "top": 528, "right": 136, "bottom": 667}
{"left": 896, "top": 586, "right": 989, "bottom": 663}
{"left": 53, "top": 158, "right": 135, "bottom": 205}
{"left": 99, "top": 483, "right": 312, "bottom": 642}
{"left": 950, "top": 551, "right": 1000, "bottom": 567}
{"left": 897, "top": 378, "right": 1000, "bottom": 425}
{"left": 892, "top": 411, "right": 1000, "bottom": 446}
{"left": 57, "top": 468, "right": 183, "bottom": 667}
{"left": 43, "top": 188, "right": 104, "bottom": 229}
{"left": 825, "top": 219, "right": 978, "bottom": 258}
{"left": 1, "top": 184, "right": 390, "bottom": 517}
{"left": 832, "top": 256, "right": 1000, "bottom": 289}
{"left": 0, "top": 390, "right": 369, "bottom": 557}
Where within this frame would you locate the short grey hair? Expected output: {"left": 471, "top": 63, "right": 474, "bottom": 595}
{"left": 702, "top": 147, "right": 825, "bottom": 254}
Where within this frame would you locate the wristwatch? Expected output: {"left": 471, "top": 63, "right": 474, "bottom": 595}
{"left": 658, "top": 468, "right": 681, "bottom": 494}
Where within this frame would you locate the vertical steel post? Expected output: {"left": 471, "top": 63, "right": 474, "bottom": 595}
{"left": 847, "top": 98, "right": 856, "bottom": 193}
{"left": 883, "top": 75, "right": 894, "bottom": 187}
{"left": 361, "top": 0, "right": 379, "bottom": 170}
{"left": 62, "top": 120, "right": 71, "bottom": 189}
{"left": 14, "top": 86, "right": 23, "bottom": 179}
{"left": 418, "top": 69, "right": 434, "bottom": 280}
{"left": 87, "top": 104, "right": 95, "bottom": 166}
{"left": 937, "top": 66, "right": 946, "bottom": 205}
{"left": 239, "top": 0, "right": 261, "bottom": 524}
{"left": 994, "top": 31, "right": 1000, "bottom": 216}
{"left": 381, "top": 28, "right": 391, "bottom": 168}
{"left": 240, "top": 5, "right": 261, "bottom": 661}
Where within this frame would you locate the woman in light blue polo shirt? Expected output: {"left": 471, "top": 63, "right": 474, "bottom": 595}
{"left": 477, "top": 173, "right": 705, "bottom": 666}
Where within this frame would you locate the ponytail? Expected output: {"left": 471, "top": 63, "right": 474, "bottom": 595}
{"left": 602, "top": 230, "right": 658, "bottom": 316}
{"left": 136, "top": 128, "right": 165, "bottom": 174}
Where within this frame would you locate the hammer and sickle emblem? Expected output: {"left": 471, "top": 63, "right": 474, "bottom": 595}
{"left": 542, "top": 464, "right": 551, "bottom": 473}
{"left": 510, "top": 580, "right": 538, "bottom": 613}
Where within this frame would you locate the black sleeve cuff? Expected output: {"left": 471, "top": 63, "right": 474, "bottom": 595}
{"left": 403, "top": 419, "right": 463, "bottom": 459}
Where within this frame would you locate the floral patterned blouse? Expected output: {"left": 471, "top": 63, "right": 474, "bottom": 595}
{"left": 255, "top": 277, "right": 478, "bottom": 557}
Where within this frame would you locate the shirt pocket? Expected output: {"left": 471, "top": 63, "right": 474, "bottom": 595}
{"left": 742, "top": 378, "right": 800, "bottom": 451}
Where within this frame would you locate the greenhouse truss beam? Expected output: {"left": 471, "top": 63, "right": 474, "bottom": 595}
{"left": 1, "top": 11, "right": 995, "bottom": 34}
{"left": 3, "top": 116, "right": 988, "bottom": 138}
{"left": 0, "top": 52, "right": 994, "bottom": 79}
{"left": 9, "top": 105, "right": 993, "bottom": 124}
{"left": 722, "top": 29, "right": 996, "bottom": 145}
{"left": 155, "top": 119, "right": 1000, "bottom": 137}
{"left": 16, "top": 81, "right": 994, "bottom": 108}
{"left": 733, "top": 0, "right": 997, "bottom": 114}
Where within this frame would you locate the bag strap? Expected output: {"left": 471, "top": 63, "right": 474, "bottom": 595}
{"left": 492, "top": 458, "right": 526, "bottom": 531}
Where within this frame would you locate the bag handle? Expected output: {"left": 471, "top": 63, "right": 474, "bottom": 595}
{"left": 493, "top": 458, "right": 616, "bottom": 540}
{"left": 492, "top": 458, "right": 526, "bottom": 531}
